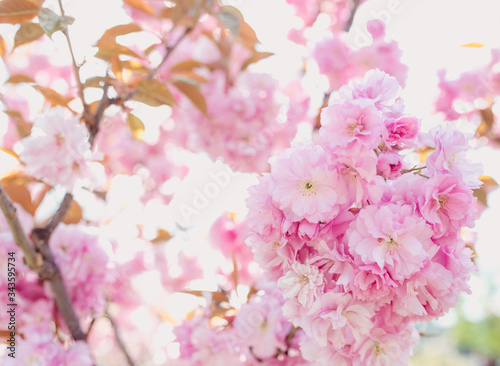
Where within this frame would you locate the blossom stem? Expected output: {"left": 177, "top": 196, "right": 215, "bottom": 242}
{"left": 401, "top": 165, "right": 427, "bottom": 174}
{"left": 58, "top": 0, "right": 89, "bottom": 116}
{"left": 344, "top": 0, "right": 362, "bottom": 32}
{"left": 106, "top": 310, "right": 136, "bottom": 366}
{"left": 43, "top": 192, "right": 73, "bottom": 236}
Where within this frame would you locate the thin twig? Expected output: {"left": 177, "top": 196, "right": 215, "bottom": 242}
{"left": 89, "top": 82, "right": 111, "bottom": 147}
{"left": 344, "top": 0, "right": 361, "bottom": 32}
{"left": 58, "top": 0, "right": 89, "bottom": 115}
{"left": 31, "top": 228, "right": 87, "bottom": 341}
{"left": 150, "top": 25, "right": 194, "bottom": 80}
{"left": 121, "top": 24, "right": 195, "bottom": 103}
{"left": 106, "top": 311, "right": 135, "bottom": 366}
{"left": 43, "top": 192, "right": 73, "bottom": 236}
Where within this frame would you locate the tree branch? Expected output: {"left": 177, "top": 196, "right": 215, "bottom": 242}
{"left": 344, "top": 0, "right": 362, "bottom": 32}
{"left": 0, "top": 182, "right": 87, "bottom": 341}
{"left": 88, "top": 82, "right": 111, "bottom": 147}
{"left": 0, "top": 183, "right": 42, "bottom": 269}
{"left": 43, "top": 192, "right": 73, "bottom": 236}
{"left": 106, "top": 310, "right": 135, "bottom": 366}
{"left": 150, "top": 25, "right": 194, "bottom": 80}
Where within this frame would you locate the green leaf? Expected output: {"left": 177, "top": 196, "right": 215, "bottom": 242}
{"left": 38, "top": 7, "right": 74, "bottom": 37}
{"left": 217, "top": 5, "right": 242, "bottom": 36}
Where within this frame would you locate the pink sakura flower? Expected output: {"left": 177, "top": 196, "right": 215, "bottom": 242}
{"left": 383, "top": 115, "right": 420, "bottom": 149}
{"left": 348, "top": 267, "right": 397, "bottom": 306}
{"left": 313, "top": 36, "right": 353, "bottom": 90}
{"left": 245, "top": 174, "right": 284, "bottom": 238}
{"left": 335, "top": 151, "right": 386, "bottom": 206}
{"left": 305, "top": 292, "right": 375, "bottom": 348}
{"left": 234, "top": 289, "right": 291, "bottom": 359}
{"left": 270, "top": 144, "right": 348, "bottom": 223}
{"left": 48, "top": 224, "right": 111, "bottom": 316}
{"left": 278, "top": 262, "right": 325, "bottom": 307}
{"left": 209, "top": 214, "right": 256, "bottom": 289}
{"left": 341, "top": 69, "right": 402, "bottom": 114}
{"left": 425, "top": 124, "right": 483, "bottom": 189}
{"left": 174, "top": 316, "right": 241, "bottom": 366}
{"left": 19, "top": 107, "right": 101, "bottom": 191}
{"left": 418, "top": 174, "right": 477, "bottom": 238}
{"left": 377, "top": 152, "right": 403, "bottom": 178}
{"left": 353, "top": 324, "right": 419, "bottom": 366}
{"left": 347, "top": 204, "right": 435, "bottom": 281}
{"left": 172, "top": 70, "right": 307, "bottom": 173}
{"left": 320, "top": 98, "right": 383, "bottom": 153}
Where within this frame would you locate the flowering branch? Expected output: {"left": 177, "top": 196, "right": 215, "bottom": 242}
{"left": 344, "top": 0, "right": 362, "bottom": 32}
{"left": 0, "top": 183, "right": 42, "bottom": 269}
{"left": 106, "top": 310, "right": 135, "bottom": 366}
{"left": 0, "top": 182, "right": 87, "bottom": 342}
{"left": 43, "top": 192, "right": 73, "bottom": 236}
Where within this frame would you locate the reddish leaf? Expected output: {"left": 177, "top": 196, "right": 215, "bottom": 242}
{"left": 123, "top": 0, "right": 154, "bottom": 16}
{"left": 181, "top": 291, "right": 229, "bottom": 303}
{"left": 0, "top": 147, "right": 19, "bottom": 159}
{"left": 62, "top": 200, "right": 83, "bottom": 224}
{"left": 127, "top": 113, "right": 145, "bottom": 140}
{"left": 32, "top": 85, "right": 74, "bottom": 107}
{"left": 6, "top": 74, "right": 36, "bottom": 84}
{"left": 172, "top": 80, "right": 207, "bottom": 115}
{"left": 170, "top": 59, "right": 204, "bottom": 73}
{"left": 133, "top": 79, "right": 176, "bottom": 107}
{"left": 239, "top": 20, "right": 259, "bottom": 48}
{"left": 461, "top": 42, "right": 484, "bottom": 48}
{"left": 0, "top": 34, "right": 6, "bottom": 58}
{"left": 151, "top": 229, "right": 172, "bottom": 243}
{"left": 0, "top": 0, "right": 43, "bottom": 24}
{"left": 1, "top": 177, "right": 35, "bottom": 215}
{"left": 98, "top": 23, "right": 142, "bottom": 41}
{"left": 241, "top": 51, "right": 274, "bottom": 70}
{"left": 3, "top": 110, "right": 32, "bottom": 138}
{"left": 95, "top": 41, "right": 140, "bottom": 60}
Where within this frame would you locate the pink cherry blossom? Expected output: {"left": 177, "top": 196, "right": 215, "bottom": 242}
{"left": 270, "top": 144, "right": 348, "bottom": 223}
{"left": 418, "top": 174, "right": 477, "bottom": 238}
{"left": 347, "top": 204, "right": 435, "bottom": 281}
{"left": 19, "top": 107, "right": 101, "bottom": 191}
{"left": 320, "top": 98, "right": 383, "bottom": 153}
{"left": 278, "top": 262, "right": 325, "bottom": 307}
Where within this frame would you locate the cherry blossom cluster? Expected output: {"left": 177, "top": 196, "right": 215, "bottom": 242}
{"left": 435, "top": 48, "right": 500, "bottom": 122}
{"left": 172, "top": 70, "right": 310, "bottom": 173}
{"left": 313, "top": 20, "right": 408, "bottom": 91}
{"left": 0, "top": 213, "right": 96, "bottom": 365}
{"left": 209, "top": 214, "right": 259, "bottom": 290}
{"left": 18, "top": 107, "right": 103, "bottom": 191}
{"left": 95, "top": 111, "right": 189, "bottom": 202}
{"left": 286, "top": 0, "right": 354, "bottom": 43}
{"left": 173, "top": 280, "right": 309, "bottom": 366}
{"left": 246, "top": 69, "right": 481, "bottom": 365}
